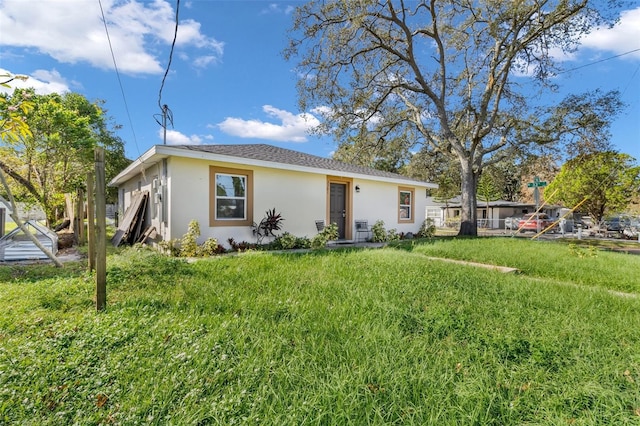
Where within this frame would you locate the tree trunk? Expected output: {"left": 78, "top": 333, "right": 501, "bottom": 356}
{"left": 65, "top": 193, "right": 75, "bottom": 233}
{"left": 458, "top": 162, "right": 478, "bottom": 236}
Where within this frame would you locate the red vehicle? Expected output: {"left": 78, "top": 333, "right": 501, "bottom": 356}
{"left": 517, "top": 213, "right": 556, "bottom": 233}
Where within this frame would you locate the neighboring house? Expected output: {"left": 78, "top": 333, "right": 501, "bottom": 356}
{"left": 425, "top": 196, "right": 548, "bottom": 229}
{"left": 108, "top": 144, "right": 438, "bottom": 246}
{"left": 0, "top": 198, "right": 46, "bottom": 224}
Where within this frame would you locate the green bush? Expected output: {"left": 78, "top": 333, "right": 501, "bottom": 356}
{"left": 311, "top": 222, "right": 338, "bottom": 249}
{"left": 198, "top": 237, "right": 221, "bottom": 256}
{"left": 295, "top": 236, "right": 312, "bottom": 249}
{"left": 261, "top": 233, "right": 312, "bottom": 251}
{"left": 160, "top": 220, "right": 222, "bottom": 257}
{"left": 180, "top": 220, "right": 200, "bottom": 257}
{"left": 271, "top": 232, "right": 299, "bottom": 250}
{"left": 387, "top": 228, "right": 400, "bottom": 241}
{"left": 416, "top": 218, "right": 436, "bottom": 238}
{"left": 371, "top": 220, "right": 387, "bottom": 242}
{"left": 158, "top": 238, "right": 180, "bottom": 256}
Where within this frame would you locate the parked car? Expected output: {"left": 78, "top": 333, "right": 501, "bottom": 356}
{"left": 604, "top": 216, "right": 630, "bottom": 232}
{"left": 517, "top": 213, "right": 556, "bottom": 233}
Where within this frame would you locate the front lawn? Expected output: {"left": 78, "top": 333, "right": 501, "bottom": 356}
{"left": 0, "top": 239, "right": 639, "bottom": 424}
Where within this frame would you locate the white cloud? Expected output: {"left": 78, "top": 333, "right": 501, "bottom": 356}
{"left": 261, "top": 3, "right": 295, "bottom": 15}
{"left": 0, "top": 0, "right": 224, "bottom": 75}
{"left": 160, "top": 128, "right": 203, "bottom": 145}
{"left": 550, "top": 6, "right": 640, "bottom": 63}
{"left": 580, "top": 7, "right": 640, "bottom": 60}
{"left": 217, "top": 105, "right": 321, "bottom": 143}
{"left": 193, "top": 55, "right": 219, "bottom": 69}
{"left": 510, "top": 6, "right": 640, "bottom": 77}
{"left": 0, "top": 68, "right": 70, "bottom": 95}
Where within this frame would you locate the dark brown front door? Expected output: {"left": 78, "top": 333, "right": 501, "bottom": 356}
{"left": 330, "top": 182, "right": 346, "bottom": 239}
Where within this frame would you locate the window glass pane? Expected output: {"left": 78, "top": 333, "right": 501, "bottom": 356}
{"left": 216, "top": 174, "right": 245, "bottom": 197}
{"left": 400, "top": 191, "right": 411, "bottom": 206}
{"left": 216, "top": 199, "right": 245, "bottom": 219}
{"left": 399, "top": 190, "right": 412, "bottom": 219}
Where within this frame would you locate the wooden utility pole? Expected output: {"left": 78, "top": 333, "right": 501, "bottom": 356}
{"left": 76, "top": 188, "right": 85, "bottom": 245}
{"left": 95, "top": 148, "right": 107, "bottom": 311}
{"left": 87, "top": 171, "right": 96, "bottom": 272}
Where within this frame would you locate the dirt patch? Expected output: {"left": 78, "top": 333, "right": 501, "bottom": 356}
{"left": 57, "top": 230, "right": 76, "bottom": 249}
{"left": 423, "top": 256, "right": 519, "bottom": 273}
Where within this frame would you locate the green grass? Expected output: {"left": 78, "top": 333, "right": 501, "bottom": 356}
{"left": 1, "top": 240, "right": 639, "bottom": 425}
{"left": 399, "top": 236, "right": 640, "bottom": 293}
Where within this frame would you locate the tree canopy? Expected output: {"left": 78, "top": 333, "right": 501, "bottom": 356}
{"left": 286, "top": 0, "right": 623, "bottom": 235}
{"left": 546, "top": 152, "right": 640, "bottom": 222}
{"left": 0, "top": 88, "right": 130, "bottom": 226}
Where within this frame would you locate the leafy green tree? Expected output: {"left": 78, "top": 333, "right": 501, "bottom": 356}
{"left": 0, "top": 74, "right": 32, "bottom": 142}
{"left": 332, "top": 129, "right": 413, "bottom": 173}
{"left": 286, "top": 0, "right": 623, "bottom": 235}
{"left": 483, "top": 160, "right": 521, "bottom": 202}
{"left": 476, "top": 173, "right": 502, "bottom": 227}
{"left": 0, "top": 88, "right": 129, "bottom": 225}
{"left": 546, "top": 152, "right": 640, "bottom": 222}
{"left": 405, "top": 149, "right": 457, "bottom": 185}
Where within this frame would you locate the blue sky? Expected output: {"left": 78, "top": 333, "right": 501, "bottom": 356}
{"left": 1, "top": 0, "right": 639, "bottom": 163}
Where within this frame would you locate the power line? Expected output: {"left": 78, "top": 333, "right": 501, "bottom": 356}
{"left": 158, "top": 0, "right": 180, "bottom": 108}
{"left": 97, "top": 0, "right": 140, "bottom": 158}
{"left": 557, "top": 48, "right": 640, "bottom": 74}
{"left": 156, "top": 0, "right": 181, "bottom": 144}
{"left": 620, "top": 63, "right": 640, "bottom": 97}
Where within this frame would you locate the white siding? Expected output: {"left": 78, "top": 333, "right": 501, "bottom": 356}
{"left": 352, "top": 179, "right": 427, "bottom": 235}
{"left": 168, "top": 157, "right": 328, "bottom": 245}
{"left": 253, "top": 167, "right": 326, "bottom": 239}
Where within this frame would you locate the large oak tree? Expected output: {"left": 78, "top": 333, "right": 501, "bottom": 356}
{"left": 286, "top": 0, "right": 623, "bottom": 235}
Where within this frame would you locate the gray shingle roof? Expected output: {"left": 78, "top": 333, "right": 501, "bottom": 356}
{"left": 175, "top": 144, "right": 430, "bottom": 184}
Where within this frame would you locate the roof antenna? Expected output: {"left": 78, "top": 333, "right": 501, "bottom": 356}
{"left": 154, "top": 105, "right": 174, "bottom": 145}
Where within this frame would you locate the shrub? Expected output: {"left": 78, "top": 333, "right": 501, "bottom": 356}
{"left": 311, "top": 222, "right": 338, "bottom": 249}
{"left": 272, "top": 232, "right": 298, "bottom": 250}
{"left": 371, "top": 220, "right": 387, "bottom": 243}
{"left": 228, "top": 238, "right": 256, "bottom": 252}
{"left": 158, "top": 238, "right": 180, "bottom": 256}
{"left": 198, "top": 237, "right": 222, "bottom": 256}
{"left": 180, "top": 220, "right": 200, "bottom": 257}
{"left": 159, "top": 220, "right": 224, "bottom": 257}
{"left": 295, "top": 236, "right": 312, "bottom": 249}
{"left": 416, "top": 218, "right": 436, "bottom": 238}
{"left": 264, "top": 233, "right": 311, "bottom": 250}
{"left": 252, "top": 208, "right": 284, "bottom": 244}
{"left": 387, "top": 228, "right": 400, "bottom": 241}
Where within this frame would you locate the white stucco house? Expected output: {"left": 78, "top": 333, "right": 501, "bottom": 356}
{"left": 108, "top": 144, "right": 438, "bottom": 247}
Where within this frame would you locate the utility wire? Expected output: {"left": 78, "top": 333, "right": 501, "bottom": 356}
{"left": 154, "top": 0, "right": 180, "bottom": 144}
{"left": 557, "top": 48, "right": 640, "bottom": 74}
{"left": 97, "top": 0, "right": 140, "bottom": 158}
{"left": 158, "top": 0, "right": 180, "bottom": 112}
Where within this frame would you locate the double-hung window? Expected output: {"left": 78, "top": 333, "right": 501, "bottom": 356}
{"left": 398, "top": 188, "right": 415, "bottom": 223}
{"left": 210, "top": 166, "right": 253, "bottom": 226}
